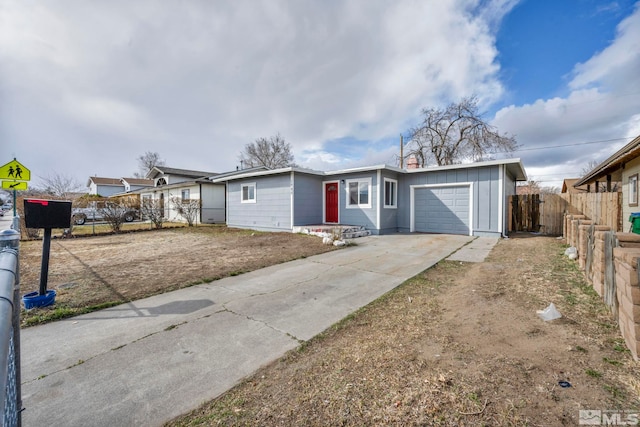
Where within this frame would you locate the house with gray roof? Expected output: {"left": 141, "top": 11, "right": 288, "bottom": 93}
{"left": 87, "top": 176, "right": 153, "bottom": 196}
{"left": 211, "top": 158, "right": 527, "bottom": 237}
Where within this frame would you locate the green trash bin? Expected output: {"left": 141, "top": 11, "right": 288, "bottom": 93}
{"left": 630, "top": 213, "right": 640, "bottom": 234}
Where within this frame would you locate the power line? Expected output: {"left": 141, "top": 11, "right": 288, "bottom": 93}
{"left": 528, "top": 172, "right": 581, "bottom": 177}
{"left": 511, "top": 137, "right": 633, "bottom": 153}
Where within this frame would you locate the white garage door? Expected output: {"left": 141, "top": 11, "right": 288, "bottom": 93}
{"left": 414, "top": 186, "right": 470, "bottom": 235}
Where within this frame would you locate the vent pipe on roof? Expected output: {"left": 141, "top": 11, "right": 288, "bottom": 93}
{"left": 400, "top": 134, "right": 404, "bottom": 168}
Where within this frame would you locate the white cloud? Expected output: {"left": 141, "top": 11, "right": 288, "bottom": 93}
{"left": 0, "top": 0, "right": 513, "bottom": 182}
{"left": 569, "top": 4, "right": 640, "bottom": 92}
{"left": 492, "top": 3, "right": 640, "bottom": 186}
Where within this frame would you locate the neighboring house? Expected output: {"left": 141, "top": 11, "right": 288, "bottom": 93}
{"left": 212, "top": 158, "right": 527, "bottom": 237}
{"left": 138, "top": 179, "right": 225, "bottom": 224}
{"left": 87, "top": 177, "right": 125, "bottom": 196}
{"left": 136, "top": 166, "right": 221, "bottom": 224}
{"left": 146, "top": 166, "right": 217, "bottom": 187}
{"left": 121, "top": 178, "right": 154, "bottom": 192}
{"left": 137, "top": 166, "right": 269, "bottom": 224}
{"left": 574, "top": 134, "right": 640, "bottom": 231}
{"left": 562, "top": 179, "right": 589, "bottom": 194}
{"left": 87, "top": 176, "right": 154, "bottom": 196}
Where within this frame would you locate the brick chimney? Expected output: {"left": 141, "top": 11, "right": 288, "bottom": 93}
{"left": 407, "top": 155, "right": 419, "bottom": 169}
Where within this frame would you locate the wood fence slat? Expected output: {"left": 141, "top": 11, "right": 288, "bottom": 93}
{"left": 508, "top": 192, "right": 620, "bottom": 235}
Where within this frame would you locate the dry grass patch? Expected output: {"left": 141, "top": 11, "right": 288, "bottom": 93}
{"left": 19, "top": 225, "right": 337, "bottom": 326}
{"left": 167, "top": 234, "right": 639, "bottom": 427}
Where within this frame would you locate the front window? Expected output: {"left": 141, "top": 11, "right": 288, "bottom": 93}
{"left": 384, "top": 178, "right": 397, "bottom": 208}
{"left": 346, "top": 178, "right": 371, "bottom": 208}
{"left": 241, "top": 183, "right": 256, "bottom": 203}
{"left": 181, "top": 189, "right": 190, "bottom": 201}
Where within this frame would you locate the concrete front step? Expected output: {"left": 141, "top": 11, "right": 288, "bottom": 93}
{"left": 294, "top": 225, "right": 371, "bottom": 239}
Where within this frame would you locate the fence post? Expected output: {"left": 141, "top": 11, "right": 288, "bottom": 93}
{"left": 604, "top": 231, "right": 618, "bottom": 320}
{"left": 586, "top": 224, "right": 595, "bottom": 281}
{"left": 0, "top": 229, "right": 21, "bottom": 427}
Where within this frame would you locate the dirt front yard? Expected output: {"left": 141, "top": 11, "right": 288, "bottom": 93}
{"left": 19, "top": 226, "right": 337, "bottom": 326}
{"left": 168, "top": 234, "right": 639, "bottom": 426}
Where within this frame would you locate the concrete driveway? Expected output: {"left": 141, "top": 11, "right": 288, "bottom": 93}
{"left": 20, "top": 233, "right": 477, "bottom": 427}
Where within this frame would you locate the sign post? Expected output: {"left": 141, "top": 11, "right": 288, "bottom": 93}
{"left": 22, "top": 199, "right": 72, "bottom": 308}
{"left": 0, "top": 158, "right": 31, "bottom": 216}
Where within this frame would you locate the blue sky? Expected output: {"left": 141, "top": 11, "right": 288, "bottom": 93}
{"left": 1, "top": 0, "right": 639, "bottom": 192}
{"left": 496, "top": 0, "right": 635, "bottom": 106}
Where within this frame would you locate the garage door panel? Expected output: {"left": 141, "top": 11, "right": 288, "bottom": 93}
{"left": 414, "top": 186, "right": 470, "bottom": 235}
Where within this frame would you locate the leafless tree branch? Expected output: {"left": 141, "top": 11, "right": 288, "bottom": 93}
{"left": 135, "top": 151, "right": 165, "bottom": 178}
{"left": 239, "top": 133, "right": 295, "bottom": 169}
{"left": 406, "top": 96, "right": 518, "bottom": 167}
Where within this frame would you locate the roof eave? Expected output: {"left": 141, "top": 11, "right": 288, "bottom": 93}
{"left": 405, "top": 158, "right": 527, "bottom": 180}
{"left": 574, "top": 135, "right": 640, "bottom": 187}
{"left": 211, "top": 167, "right": 325, "bottom": 182}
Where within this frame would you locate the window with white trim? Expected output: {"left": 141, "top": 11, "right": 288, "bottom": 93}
{"left": 384, "top": 178, "right": 397, "bottom": 208}
{"left": 241, "top": 183, "right": 256, "bottom": 203}
{"left": 346, "top": 178, "right": 371, "bottom": 208}
{"left": 630, "top": 174, "right": 638, "bottom": 206}
{"left": 181, "top": 189, "right": 190, "bottom": 201}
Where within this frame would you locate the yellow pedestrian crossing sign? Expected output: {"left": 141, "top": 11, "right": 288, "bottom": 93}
{"left": 1, "top": 181, "right": 28, "bottom": 190}
{"left": 0, "top": 158, "right": 30, "bottom": 181}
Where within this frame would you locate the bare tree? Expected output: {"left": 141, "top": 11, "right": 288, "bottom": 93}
{"left": 239, "top": 133, "right": 294, "bottom": 169}
{"left": 541, "top": 186, "right": 560, "bottom": 195}
{"left": 580, "top": 159, "right": 619, "bottom": 192}
{"left": 100, "top": 201, "right": 132, "bottom": 233}
{"left": 517, "top": 179, "right": 559, "bottom": 195}
{"left": 140, "top": 198, "right": 165, "bottom": 229}
{"left": 135, "top": 151, "right": 165, "bottom": 178}
{"left": 171, "top": 197, "right": 200, "bottom": 226}
{"left": 580, "top": 159, "right": 600, "bottom": 177}
{"left": 406, "top": 97, "right": 518, "bottom": 167}
{"left": 517, "top": 179, "right": 542, "bottom": 195}
{"left": 38, "top": 172, "right": 84, "bottom": 198}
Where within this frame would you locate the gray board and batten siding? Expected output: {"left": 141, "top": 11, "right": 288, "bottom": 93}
{"left": 226, "top": 173, "right": 295, "bottom": 232}
{"left": 378, "top": 169, "right": 401, "bottom": 234}
{"left": 325, "top": 172, "right": 379, "bottom": 233}
{"left": 399, "top": 164, "right": 513, "bottom": 237}
{"left": 293, "top": 172, "right": 324, "bottom": 226}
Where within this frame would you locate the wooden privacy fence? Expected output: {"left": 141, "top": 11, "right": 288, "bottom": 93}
{"left": 509, "top": 194, "right": 568, "bottom": 235}
{"left": 509, "top": 194, "right": 538, "bottom": 233}
{"left": 509, "top": 192, "right": 622, "bottom": 236}
{"left": 559, "top": 192, "right": 622, "bottom": 232}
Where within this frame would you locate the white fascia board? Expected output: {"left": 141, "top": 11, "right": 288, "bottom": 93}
{"left": 325, "top": 164, "right": 405, "bottom": 176}
{"left": 408, "top": 158, "right": 527, "bottom": 182}
{"left": 210, "top": 167, "right": 324, "bottom": 183}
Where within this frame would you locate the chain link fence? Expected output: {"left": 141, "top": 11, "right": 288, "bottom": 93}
{"left": 0, "top": 229, "right": 22, "bottom": 427}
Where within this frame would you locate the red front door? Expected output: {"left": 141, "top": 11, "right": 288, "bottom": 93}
{"left": 325, "top": 182, "right": 339, "bottom": 223}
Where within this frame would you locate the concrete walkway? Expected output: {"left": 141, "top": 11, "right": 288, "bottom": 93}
{"left": 20, "top": 233, "right": 485, "bottom": 427}
{"left": 446, "top": 237, "right": 499, "bottom": 263}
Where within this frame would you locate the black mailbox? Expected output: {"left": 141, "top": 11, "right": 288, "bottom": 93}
{"left": 24, "top": 199, "right": 72, "bottom": 229}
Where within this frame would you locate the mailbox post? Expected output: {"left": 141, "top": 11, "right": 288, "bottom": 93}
{"left": 22, "top": 199, "right": 72, "bottom": 308}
